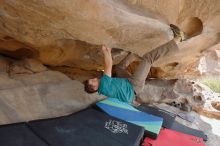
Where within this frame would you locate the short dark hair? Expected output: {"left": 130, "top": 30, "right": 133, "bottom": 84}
{"left": 83, "top": 80, "right": 98, "bottom": 94}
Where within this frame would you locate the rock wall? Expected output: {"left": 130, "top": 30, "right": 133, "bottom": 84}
{"left": 198, "top": 49, "right": 220, "bottom": 75}
{"left": 0, "top": 0, "right": 219, "bottom": 77}
{"left": 139, "top": 78, "right": 220, "bottom": 119}
{"left": 0, "top": 56, "right": 104, "bottom": 124}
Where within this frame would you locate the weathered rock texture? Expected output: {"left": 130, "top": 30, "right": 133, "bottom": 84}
{"left": 0, "top": 0, "right": 219, "bottom": 77}
{"left": 0, "top": 56, "right": 104, "bottom": 124}
{"left": 198, "top": 49, "right": 220, "bottom": 75}
{"left": 139, "top": 78, "right": 220, "bottom": 119}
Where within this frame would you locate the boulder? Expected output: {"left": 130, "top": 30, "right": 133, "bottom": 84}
{"left": 1, "top": 0, "right": 219, "bottom": 78}
{"left": 139, "top": 78, "right": 220, "bottom": 119}
{"left": 0, "top": 58, "right": 104, "bottom": 124}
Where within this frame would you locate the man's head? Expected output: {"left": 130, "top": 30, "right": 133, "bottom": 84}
{"left": 84, "top": 77, "right": 100, "bottom": 94}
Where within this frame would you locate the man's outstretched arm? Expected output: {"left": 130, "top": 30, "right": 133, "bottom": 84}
{"left": 102, "top": 45, "right": 112, "bottom": 77}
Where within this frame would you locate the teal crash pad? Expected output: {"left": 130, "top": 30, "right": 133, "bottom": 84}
{"left": 96, "top": 98, "right": 163, "bottom": 139}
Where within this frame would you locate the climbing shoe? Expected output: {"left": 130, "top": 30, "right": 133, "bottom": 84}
{"left": 170, "top": 24, "right": 187, "bottom": 42}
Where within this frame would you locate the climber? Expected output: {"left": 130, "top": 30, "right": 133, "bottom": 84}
{"left": 84, "top": 24, "right": 186, "bottom": 106}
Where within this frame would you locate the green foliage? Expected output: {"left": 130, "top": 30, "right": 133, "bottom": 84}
{"left": 201, "top": 78, "right": 220, "bottom": 93}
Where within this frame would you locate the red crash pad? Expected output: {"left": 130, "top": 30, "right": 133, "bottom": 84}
{"left": 142, "top": 128, "right": 206, "bottom": 146}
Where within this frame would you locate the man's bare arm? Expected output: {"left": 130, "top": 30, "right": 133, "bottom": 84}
{"left": 102, "top": 45, "right": 112, "bottom": 77}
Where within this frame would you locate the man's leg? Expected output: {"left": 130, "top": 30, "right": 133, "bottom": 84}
{"left": 130, "top": 39, "right": 179, "bottom": 96}
{"left": 113, "top": 52, "right": 139, "bottom": 78}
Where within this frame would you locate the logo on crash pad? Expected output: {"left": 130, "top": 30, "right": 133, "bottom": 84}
{"left": 105, "top": 119, "right": 128, "bottom": 134}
